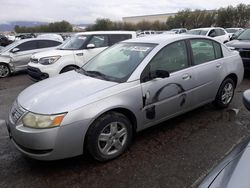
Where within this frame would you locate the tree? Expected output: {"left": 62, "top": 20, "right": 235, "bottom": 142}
{"left": 14, "top": 20, "right": 73, "bottom": 33}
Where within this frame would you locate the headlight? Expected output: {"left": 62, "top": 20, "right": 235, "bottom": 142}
{"left": 38, "top": 56, "right": 61, "bottom": 65}
{"left": 22, "top": 112, "right": 66, "bottom": 129}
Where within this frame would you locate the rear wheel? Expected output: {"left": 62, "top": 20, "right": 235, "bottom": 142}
{"left": 86, "top": 112, "right": 133, "bottom": 162}
{"left": 0, "top": 63, "right": 10, "bottom": 78}
{"left": 60, "top": 66, "right": 78, "bottom": 74}
{"left": 214, "top": 78, "right": 235, "bottom": 108}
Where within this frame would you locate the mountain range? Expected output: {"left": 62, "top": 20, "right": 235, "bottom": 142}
{"left": 0, "top": 21, "right": 48, "bottom": 32}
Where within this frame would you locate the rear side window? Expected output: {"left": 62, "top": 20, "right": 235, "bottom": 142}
{"left": 213, "top": 42, "right": 223, "bottom": 59}
{"left": 109, "top": 34, "right": 132, "bottom": 45}
{"left": 190, "top": 39, "right": 222, "bottom": 65}
{"left": 37, "top": 40, "right": 61, "bottom": 49}
{"left": 16, "top": 41, "right": 38, "bottom": 51}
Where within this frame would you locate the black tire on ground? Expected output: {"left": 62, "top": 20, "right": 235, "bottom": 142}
{"left": 60, "top": 66, "right": 78, "bottom": 74}
{"left": 0, "top": 63, "right": 10, "bottom": 78}
{"left": 214, "top": 78, "right": 235, "bottom": 108}
{"left": 85, "top": 112, "right": 133, "bottom": 162}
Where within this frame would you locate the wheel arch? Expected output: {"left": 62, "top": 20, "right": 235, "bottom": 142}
{"left": 225, "top": 73, "right": 238, "bottom": 86}
{"left": 60, "top": 64, "right": 80, "bottom": 73}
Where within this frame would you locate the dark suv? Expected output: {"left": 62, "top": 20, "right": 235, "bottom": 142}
{"left": 226, "top": 28, "right": 250, "bottom": 70}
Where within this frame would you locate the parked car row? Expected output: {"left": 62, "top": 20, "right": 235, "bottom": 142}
{"left": 0, "top": 31, "right": 136, "bottom": 78}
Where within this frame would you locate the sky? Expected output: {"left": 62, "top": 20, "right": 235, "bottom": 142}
{"left": 0, "top": 0, "right": 249, "bottom": 24}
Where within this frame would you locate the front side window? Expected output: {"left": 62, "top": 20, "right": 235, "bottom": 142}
{"left": 82, "top": 42, "right": 156, "bottom": 82}
{"left": 59, "top": 35, "right": 88, "bottom": 50}
{"left": 147, "top": 40, "right": 188, "bottom": 74}
{"left": 16, "top": 41, "right": 38, "bottom": 51}
{"left": 191, "top": 39, "right": 218, "bottom": 65}
{"left": 88, "top": 35, "right": 108, "bottom": 48}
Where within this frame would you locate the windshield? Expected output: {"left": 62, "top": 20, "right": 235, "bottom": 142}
{"left": 187, "top": 29, "right": 208, "bottom": 36}
{"left": 0, "top": 41, "right": 19, "bottom": 53}
{"left": 59, "top": 35, "right": 89, "bottom": 50}
{"left": 237, "top": 29, "right": 250, "bottom": 40}
{"left": 81, "top": 42, "right": 156, "bottom": 82}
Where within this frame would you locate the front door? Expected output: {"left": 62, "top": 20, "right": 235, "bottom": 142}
{"left": 75, "top": 35, "right": 109, "bottom": 67}
{"left": 140, "top": 40, "right": 196, "bottom": 126}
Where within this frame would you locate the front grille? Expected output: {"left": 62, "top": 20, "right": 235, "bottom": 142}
{"left": 30, "top": 58, "right": 39, "bottom": 63}
{"left": 10, "top": 101, "right": 26, "bottom": 124}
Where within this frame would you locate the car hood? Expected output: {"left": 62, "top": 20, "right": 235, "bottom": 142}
{"left": 17, "top": 71, "right": 118, "bottom": 114}
{"left": 31, "top": 49, "right": 73, "bottom": 59}
{"left": 226, "top": 40, "right": 250, "bottom": 48}
{"left": 199, "top": 138, "right": 250, "bottom": 188}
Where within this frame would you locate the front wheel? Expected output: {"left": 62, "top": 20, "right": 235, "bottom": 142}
{"left": 214, "top": 78, "right": 235, "bottom": 108}
{"left": 0, "top": 63, "right": 10, "bottom": 78}
{"left": 85, "top": 112, "right": 133, "bottom": 162}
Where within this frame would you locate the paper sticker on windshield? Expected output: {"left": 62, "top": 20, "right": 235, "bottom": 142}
{"left": 129, "top": 46, "right": 150, "bottom": 52}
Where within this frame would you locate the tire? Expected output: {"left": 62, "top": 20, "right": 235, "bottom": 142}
{"left": 60, "top": 66, "right": 78, "bottom": 74}
{"left": 85, "top": 112, "right": 133, "bottom": 162}
{"left": 214, "top": 78, "right": 235, "bottom": 108}
{"left": 0, "top": 63, "right": 10, "bottom": 78}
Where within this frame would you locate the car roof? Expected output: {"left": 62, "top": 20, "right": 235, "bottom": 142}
{"left": 16, "top": 38, "right": 62, "bottom": 43}
{"left": 123, "top": 34, "right": 212, "bottom": 45}
{"left": 75, "top": 31, "right": 136, "bottom": 35}
{"left": 190, "top": 27, "right": 224, "bottom": 31}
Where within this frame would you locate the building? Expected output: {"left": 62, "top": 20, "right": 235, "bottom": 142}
{"left": 122, "top": 13, "right": 176, "bottom": 24}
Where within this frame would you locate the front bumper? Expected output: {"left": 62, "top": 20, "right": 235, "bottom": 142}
{"left": 6, "top": 114, "right": 91, "bottom": 161}
{"left": 242, "top": 58, "right": 250, "bottom": 70}
{"left": 27, "top": 66, "right": 49, "bottom": 81}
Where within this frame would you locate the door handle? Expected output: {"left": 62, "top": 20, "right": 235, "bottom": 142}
{"left": 76, "top": 53, "right": 83, "bottom": 56}
{"left": 216, "top": 64, "right": 221, "bottom": 68}
{"left": 182, "top": 74, "right": 191, "bottom": 80}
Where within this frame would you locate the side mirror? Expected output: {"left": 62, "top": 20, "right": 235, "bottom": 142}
{"left": 243, "top": 90, "right": 250, "bottom": 111}
{"left": 11, "top": 48, "right": 20, "bottom": 53}
{"left": 86, "top": 44, "right": 95, "bottom": 49}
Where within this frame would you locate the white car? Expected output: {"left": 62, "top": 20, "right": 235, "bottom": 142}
{"left": 188, "top": 27, "right": 230, "bottom": 43}
{"left": 37, "top": 34, "right": 64, "bottom": 42}
{"left": 27, "top": 31, "right": 136, "bottom": 80}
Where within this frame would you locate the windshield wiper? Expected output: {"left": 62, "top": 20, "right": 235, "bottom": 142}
{"left": 79, "top": 69, "right": 109, "bottom": 81}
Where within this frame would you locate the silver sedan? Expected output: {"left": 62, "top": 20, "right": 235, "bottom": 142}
{"left": 6, "top": 34, "right": 244, "bottom": 161}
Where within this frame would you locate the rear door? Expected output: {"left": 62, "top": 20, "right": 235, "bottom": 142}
{"left": 188, "top": 39, "right": 224, "bottom": 106}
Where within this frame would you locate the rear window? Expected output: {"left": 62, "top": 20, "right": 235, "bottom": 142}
{"left": 37, "top": 40, "right": 61, "bottom": 49}
{"left": 109, "top": 34, "right": 132, "bottom": 45}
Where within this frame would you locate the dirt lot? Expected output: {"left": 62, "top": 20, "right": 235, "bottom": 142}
{"left": 1, "top": 72, "right": 250, "bottom": 188}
